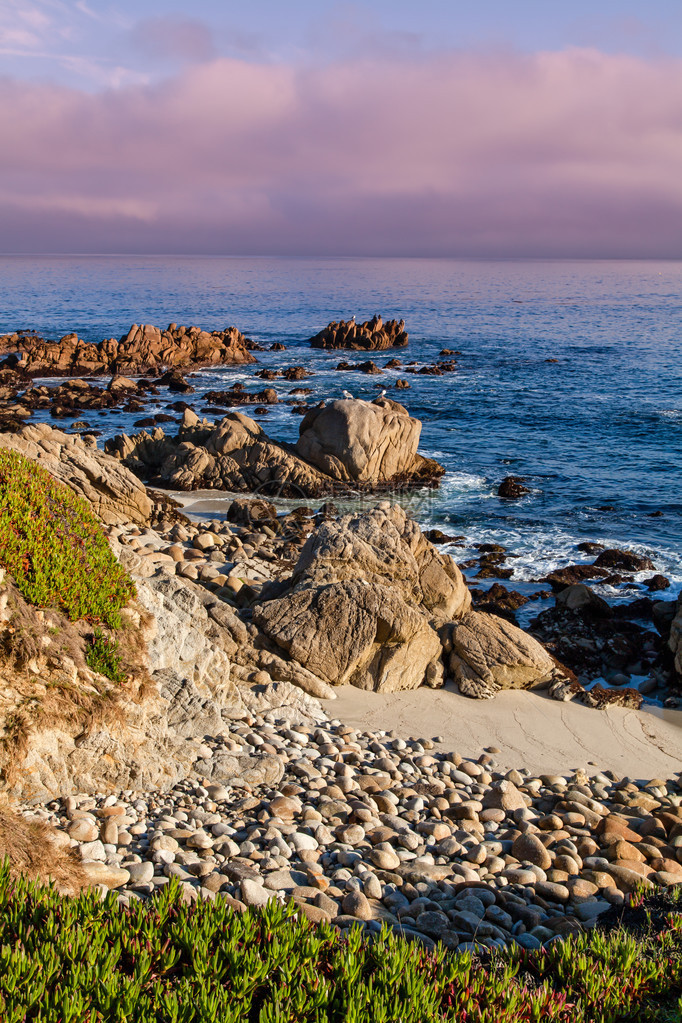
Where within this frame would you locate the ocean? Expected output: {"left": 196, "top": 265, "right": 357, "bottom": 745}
{"left": 1, "top": 255, "right": 680, "bottom": 599}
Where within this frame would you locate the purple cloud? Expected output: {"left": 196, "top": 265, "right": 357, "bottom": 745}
{"left": 0, "top": 48, "right": 681, "bottom": 255}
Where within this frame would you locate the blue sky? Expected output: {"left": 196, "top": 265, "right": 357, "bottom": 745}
{"left": 1, "top": 0, "right": 681, "bottom": 90}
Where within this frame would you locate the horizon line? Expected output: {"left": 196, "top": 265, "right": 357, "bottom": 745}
{"left": 0, "top": 252, "right": 681, "bottom": 262}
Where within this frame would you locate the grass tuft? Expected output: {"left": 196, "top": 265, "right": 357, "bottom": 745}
{"left": 0, "top": 448, "right": 135, "bottom": 628}
{"left": 85, "top": 627, "right": 127, "bottom": 684}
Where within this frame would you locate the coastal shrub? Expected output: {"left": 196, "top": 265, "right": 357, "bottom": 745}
{"left": 0, "top": 865, "right": 679, "bottom": 1022}
{"left": 0, "top": 449, "right": 135, "bottom": 627}
{"left": 85, "top": 627, "right": 127, "bottom": 683}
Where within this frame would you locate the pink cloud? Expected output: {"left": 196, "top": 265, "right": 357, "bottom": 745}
{"left": 0, "top": 48, "right": 681, "bottom": 255}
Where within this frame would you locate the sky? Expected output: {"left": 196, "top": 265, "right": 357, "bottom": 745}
{"left": 1, "top": 1, "right": 681, "bottom": 256}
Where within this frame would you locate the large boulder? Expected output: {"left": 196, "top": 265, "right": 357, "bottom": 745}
{"left": 288, "top": 502, "right": 469, "bottom": 619}
{"left": 444, "top": 611, "right": 569, "bottom": 699}
{"left": 254, "top": 505, "right": 470, "bottom": 693}
{"left": 308, "top": 314, "right": 408, "bottom": 351}
{"left": 254, "top": 580, "right": 442, "bottom": 692}
{"left": 254, "top": 504, "right": 571, "bottom": 700}
{"left": 296, "top": 397, "right": 443, "bottom": 486}
{"left": 0, "top": 423, "right": 152, "bottom": 525}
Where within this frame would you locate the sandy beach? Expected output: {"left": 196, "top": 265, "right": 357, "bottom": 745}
{"left": 322, "top": 683, "right": 682, "bottom": 780}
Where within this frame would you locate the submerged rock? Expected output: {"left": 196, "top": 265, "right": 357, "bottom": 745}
{"left": 497, "top": 476, "right": 530, "bottom": 499}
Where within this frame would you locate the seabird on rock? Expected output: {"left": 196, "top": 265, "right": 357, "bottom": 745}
{"left": 342, "top": 390, "right": 353, "bottom": 399}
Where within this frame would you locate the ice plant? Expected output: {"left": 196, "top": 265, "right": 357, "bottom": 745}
{"left": 0, "top": 865, "right": 679, "bottom": 1021}
{"left": 0, "top": 449, "right": 135, "bottom": 627}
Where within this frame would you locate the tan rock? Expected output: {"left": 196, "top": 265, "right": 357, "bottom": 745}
{"left": 0, "top": 424, "right": 152, "bottom": 525}
{"left": 511, "top": 832, "right": 553, "bottom": 870}
{"left": 482, "top": 780, "right": 527, "bottom": 812}
{"left": 68, "top": 819, "right": 99, "bottom": 843}
{"left": 605, "top": 864, "right": 654, "bottom": 892}
{"left": 296, "top": 397, "right": 441, "bottom": 487}
{"left": 254, "top": 505, "right": 468, "bottom": 693}
{"left": 447, "top": 611, "right": 569, "bottom": 699}
{"left": 606, "top": 839, "right": 646, "bottom": 863}
{"left": 81, "top": 862, "right": 130, "bottom": 890}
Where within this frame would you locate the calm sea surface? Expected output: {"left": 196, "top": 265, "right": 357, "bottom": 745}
{"left": 1, "top": 255, "right": 680, "bottom": 593}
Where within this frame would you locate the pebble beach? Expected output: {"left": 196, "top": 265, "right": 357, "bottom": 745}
{"left": 22, "top": 710, "right": 682, "bottom": 953}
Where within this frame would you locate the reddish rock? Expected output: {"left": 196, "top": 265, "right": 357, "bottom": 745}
{"left": 0, "top": 321, "right": 254, "bottom": 376}
{"left": 593, "top": 548, "right": 655, "bottom": 572}
{"left": 309, "top": 314, "right": 408, "bottom": 351}
{"left": 498, "top": 476, "right": 530, "bottom": 499}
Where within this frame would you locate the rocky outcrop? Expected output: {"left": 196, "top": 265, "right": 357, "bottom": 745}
{"left": 107, "top": 409, "right": 332, "bottom": 498}
{"left": 106, "top": 399, "right": 444, "bottom": 497}
{"left": 308, "top": 314, "right": 408, "bottom": 351}
{"left": 0, "top": 423, "right": 153, "bottom": 525}
{"left": 253, "top": 504, "right": 569, "bottom": 698}
{"left": 498, "top": 476, "right": 530, "bottom": 499}
{"left": 0, "top": 553, "right": 324, "bottom": 801}
{"left": 15, "top": 376, "right": 153, "bottom": 419}
{"left": 442, "top": 612, "right": 569, "bottom": 699}
{"left": 0, "top": 322, "right": 255, "bottom": 377}
{"left": 295, "top": 397, "right": 444, "bottom": 486}
{"left": 204, "top": 385, "right": 279, "bottom": 407}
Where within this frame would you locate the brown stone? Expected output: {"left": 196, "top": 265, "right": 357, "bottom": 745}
{"left": 511, "top": 832, "right": 553, "bottom": 870}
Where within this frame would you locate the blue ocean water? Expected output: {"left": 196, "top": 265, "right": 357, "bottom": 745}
{"left": 1, "top": 255, "right": 680, "bottom": 591}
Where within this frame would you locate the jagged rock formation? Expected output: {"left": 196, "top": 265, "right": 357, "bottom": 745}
{"left": 106, "top": 399, "right": 444, "bottom": 496}
{"left": 308, "top": 314, "right": 408, "bottom": 351}
{"left": 0, "top": 322, "right": 255, "bottom": 376}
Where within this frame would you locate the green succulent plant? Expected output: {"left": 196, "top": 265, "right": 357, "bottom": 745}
{"left": 0, "top": 862, "right": 679, "bottom": 1021}
{"left": 0, "top": 448, "right": 135, "bottom": 628}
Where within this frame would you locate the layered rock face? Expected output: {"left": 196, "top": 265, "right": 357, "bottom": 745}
{"left": 295, "top": 397, "right": 444, "bottom": 485}
{"left": 308, "top": 314, "right": 408, "bottom": 351}
{"left": 0, "top": 322, "right": 255, "bottom": 376}
{"left": 0, "top": 423, "right": 153, "bottom": 525}
{"left": 254, "top": 504, "right": 569, "bottom": 698}
{"left": 107, "top": 399, "right": 444, "bottom": 496}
